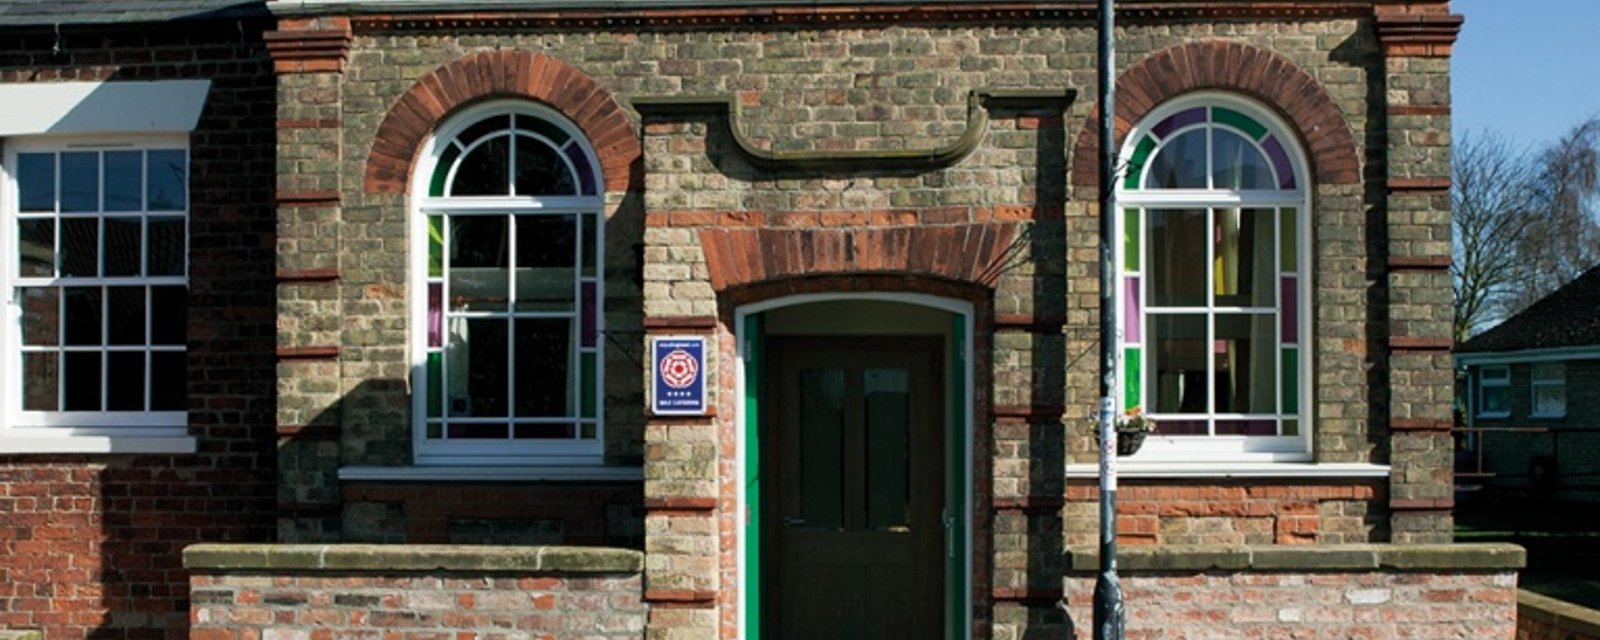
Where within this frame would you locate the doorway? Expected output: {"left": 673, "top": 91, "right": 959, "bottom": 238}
{"left": 738, "top": 296, "right": 971, "bottom": 640}
{"left": 764, "top": 337, "right": 943, "bottom": 638}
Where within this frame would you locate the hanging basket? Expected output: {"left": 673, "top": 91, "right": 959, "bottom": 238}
{"left": 1092, "top": 427, "right": 1149, "bottom": 457}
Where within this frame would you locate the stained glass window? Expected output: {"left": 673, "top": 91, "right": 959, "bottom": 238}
{"left": 415, "top": 104, "right": 603, "bottom": 463}
{"left": 1118, "top": 97, "right": 1308, "bottom": 458}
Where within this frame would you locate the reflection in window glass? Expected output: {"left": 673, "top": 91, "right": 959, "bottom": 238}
{"left": 864, "top": 368, "right": 911, "bottom": 531}
{"left": 800, "top": 369, "right": 846, "bottom": 530}
{"left": 1148, "top": 314, "right": 1207, "bottom": 414}
{"left": 1148, "top": 209, "right": 1207, "bottom": 307}
{"left": 1211, "top": 130, "right": 1273, "bottom": 189}
{"left": 18, "top": 153, "right": 55, "bottom": 212}
{"left": 1213, "top": 208, "right": 1276, "bottom": 308}
{"left": 1145, "top": 129, "right": 1207, "bottom": 189}
{"left": 104, "top": 151, "right": 143, "bottom": 212}
{"left": 1214, "top": 314, "right": 1277, "bottom": 414}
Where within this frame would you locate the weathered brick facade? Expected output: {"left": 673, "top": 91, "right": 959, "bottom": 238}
{"left": 0, "top": 20, "right": 279, "bottom": 640}
{"left": 2, "top": 1, "right": 1480, "bottom": 639}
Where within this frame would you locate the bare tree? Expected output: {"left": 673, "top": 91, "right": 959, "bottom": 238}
{"left": 1451, "top": 131, "right": 1541, "bottom": 342}
{"left": 1452, "top": 118, "right": 1600, "bottom": 342}
{"left": 1504, "top": 118, "right": 1600, "bottom": 313}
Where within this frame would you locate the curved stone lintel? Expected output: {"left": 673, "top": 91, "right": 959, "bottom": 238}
{"left": 631, "top": 88, "right": 1075, "bottom": 174}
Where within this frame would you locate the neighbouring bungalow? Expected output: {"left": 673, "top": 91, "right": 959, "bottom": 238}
{"left": 1457, "top": 264, "right": 1600, "bottom": 500}
{"left": 1, "top": 1, "right": 1525, "bottom": 639}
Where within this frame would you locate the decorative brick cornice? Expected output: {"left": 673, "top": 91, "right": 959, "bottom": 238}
{"left": 276, "top": 424, "right": 340, "bottom": 439}
{"left": 276, "top": 189, "right": 341, "bottom": 208}
{"left": 1388, "top": 336, "right": 1453, "bottom": 352}
{"left": 1072, "top": 40, "right": 1361, "bottom": 190}
{"left": 643, "top": 589, "right": 717, "bottom": 605}
{"left": 699, "top": 224, "right": 1021, "bottom": 292}
{"left": 643, "top": 316, "right": 719, "bottom": 331}
{"left": 1388, "top": 177, "right": 1451, "bottom": 193}
{"left": 993, "top": 496, "right": 1066, "bottom": 513}
{"left": 994, "top": 313, "right": 1067, "bottom": 332}
{"left": 277, "top": 346, "right": 341, "bottom": 360}
{"left": 1389, "top": 105, "right": 1451, "bottom": 117}
{"left": 276, "top": 268, "right": 341, "bottom": 283}
{"left": 264, "top": 26, "right": 352, "bottom": 74}
{"left": 364, "top": 50, "right": 640, "bottom": 195}
{"left": 1373, "top": 12, "right": 1464, "bottom": 58}
{"left": 1386, "top": 255, "right": 1451, "bottom": 271}
{"left": 644, "top": 497, "right": 717, "bottom": 512}
{"left": 645, "top": 409, "right": 719, "bottom": 423}
{"left": 1390, "top": 419, "right": 1452, "bottom": 432}
{"left": 334, "top": 3, "right": 1370, "bottom": 33}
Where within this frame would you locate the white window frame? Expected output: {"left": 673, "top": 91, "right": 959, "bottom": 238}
{"left": 1476, "top": 365, "right": 1511, "bottom": 419}
{"left": 1530, "top": 362, "right": 1566, "bottom": 419}
{"left": 2, "top": 134, "right": 194, "bottom": 454}
{"left": 408, "top": 100, "right": 605, "bottom": 466}
{"left": 1115, "top": 93, "right": 1312, "bottom": 463}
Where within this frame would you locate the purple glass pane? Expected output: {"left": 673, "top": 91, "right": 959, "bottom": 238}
{"left": 1152, "top": 107, "right": 1206, "bottom": 140}
{"left": 1124, "top": 277, "right": 1141, "bottom": 344}
{"left": 447, "top": 423, "right": 508, "bottom": 439}
{"left": 581, "top": 281, "right": 597, "bottom": 347}
{"left": 1215, "top": 420, "right": 1277, "bottom": 436}
{"left": 1262, "top": 136, "right": 1296, "bottom": 190}
{"left": 1280, "top": 276, "right": 1298, "bottom": 343}
{"left": 1155, "top": 419, "right": 1207, "bottom": 436}
{"left": 428, "top": 283, "right": 442, "bottom": 348}
{"left": 566, "top": 144, "right": 596, "bottom": 195}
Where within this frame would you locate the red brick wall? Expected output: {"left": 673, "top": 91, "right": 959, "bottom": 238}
{"left": 1061, "top": 570, "right": 1517, "bottom": 639}
{"left": 1517, "top": 590, "right": 1600, "bottom": 640}
{"left": 1067, "top": 479, "right": 1388, "bottom": 545}
{"left": 0, "top": 21, "right": 278, "bottom": 640}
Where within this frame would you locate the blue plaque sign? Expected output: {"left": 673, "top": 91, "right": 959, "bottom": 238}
{"left": 652, "top": 336, "right": 707, "bottom": 415}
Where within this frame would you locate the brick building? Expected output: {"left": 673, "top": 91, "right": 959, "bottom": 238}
{"left": 1, "top": 1, "right": 1518, "bottom": 639}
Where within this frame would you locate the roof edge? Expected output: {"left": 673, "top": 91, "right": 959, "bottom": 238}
{"left": 1455, "top": 345, "right": 1600, "bottom": 366}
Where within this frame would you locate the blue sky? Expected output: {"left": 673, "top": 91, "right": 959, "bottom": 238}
{"left": 1452, "top": 0, "right": 1600, "bottom": 149}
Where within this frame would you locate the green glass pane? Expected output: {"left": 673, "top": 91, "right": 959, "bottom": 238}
{"left": 1282, "top": 419, "right": 1298, "bottom": 436}
{"left": 1281, "top": 348, "right": 1299, "bottom": 415}
{"left": 1124, "top": 136, "right": 1158, "bottom": 190}
{"left": 581, "top": 351, "right": 596, "bottom": 418}
{"left": 1123, "top": 208, "right": 1140, "bottom": 273}
{"left": 1280, "top": 208, "right": 1297, "bottom": 272}
{"left": 428, "top": 216, "right": 444, "bottom": 278}
{"left": 1212, "top": 106, "right": 1269, "bottom": 141}
{"left": 1124, "top": 347, "right": 1142, "bottom": 412}
{"left": 581, "top": 422, "right": 596, "bottom": 439}
{"left": 430, "top": 144, "right": 461, "bottom": 197}
{"left": 582, "top": 212, "right": 599, "bottom": 278}
{"left": 427, "top": 422, "right": 442, "bottom": 439}
{"left": 427, "top": 352, "right": 442, "bottom": 418}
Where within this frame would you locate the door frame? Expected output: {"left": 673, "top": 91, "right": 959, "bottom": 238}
{"left": 735, "top": 292, "right": 974, "bottom": 640}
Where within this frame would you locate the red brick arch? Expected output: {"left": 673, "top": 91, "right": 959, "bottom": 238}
{"left": 1070, "top": 40, "right": 1361, "bottom": 191}
{"left": 363, "top": 50, "right": 640, "bottom": 195}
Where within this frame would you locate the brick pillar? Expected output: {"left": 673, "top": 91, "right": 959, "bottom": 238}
{"left": 266, "top": 17, "right": 352, "bottom": 541}
{"left": 1374, "top": 0, "right": 1464, "bottom": 543}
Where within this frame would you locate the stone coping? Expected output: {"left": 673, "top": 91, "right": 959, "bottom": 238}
{"left": 183, "top": 544, "right": 643, "bottom": 574}
{"left": 0, "top": 631, "right": 42, "bottom": 640}
{"left": 1519, "top": 589, "right": 1600, "bottom": 637}
{"left": 1063, "top": 543, "right": 1525, "bottom": 572}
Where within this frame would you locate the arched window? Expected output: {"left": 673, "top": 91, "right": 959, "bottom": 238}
{"left": 1116, "top": 94, "right": 1309, "bottom": 461}
{"left": 411, "top": 101, "right": 603, "bottom": 465}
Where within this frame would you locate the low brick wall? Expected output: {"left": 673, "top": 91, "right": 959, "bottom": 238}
{"left": 1056, "top": 544, "right": 1525, "bottom": 640}
{"left": 183, "top": 545, "right": 645, "bottom": 640}
{"left": 1518, "top": 589, "right": 1600, "bottom": 640}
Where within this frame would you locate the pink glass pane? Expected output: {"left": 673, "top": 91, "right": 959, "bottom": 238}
{"left": 447, "top": 423, "right": 508, "bottom": 439}
{"left": 1124, "top": 277, "right": 1141, "bottom": 344}
{"left": 581, "top": 281, "right": 597, "bottom": 348}
{"left": 1280, "top": 276, "right": 1298, "bottom": 343}
{"left": 428, "top": 283, "right": 442, "bottom": 348}
{"left": 1152, "top": 107, "right": 1205, "bottom": 140}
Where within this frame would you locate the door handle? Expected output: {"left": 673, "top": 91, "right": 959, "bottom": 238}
{"left": 782, "top": 515, "right": 806, "bottom": 527}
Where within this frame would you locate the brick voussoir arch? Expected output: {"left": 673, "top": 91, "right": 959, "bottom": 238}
{"left": 363, "top": 50, "right": 641, "bottom": 195}
{"left": 1070, "top": 40, "right": 1360, "bottom": 191}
